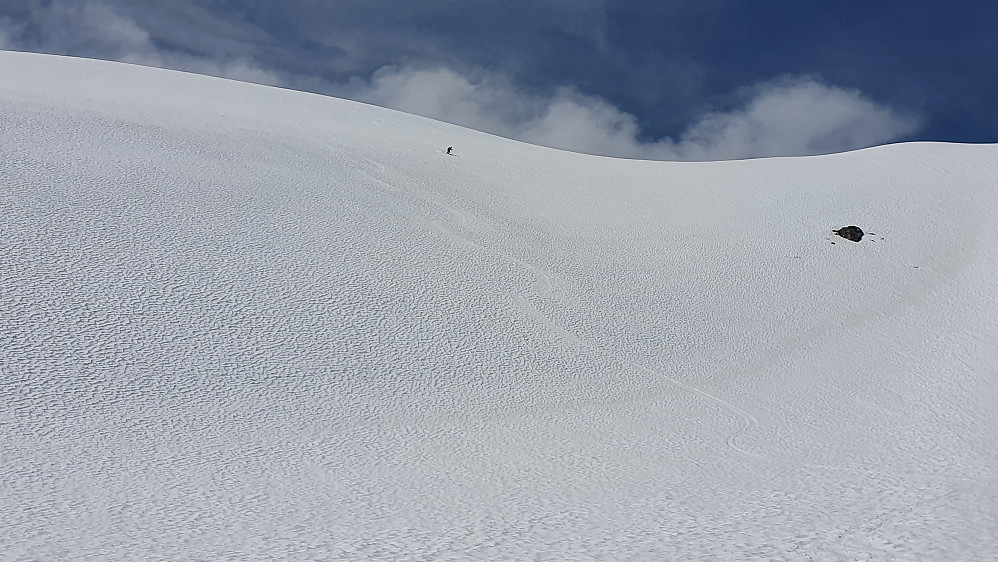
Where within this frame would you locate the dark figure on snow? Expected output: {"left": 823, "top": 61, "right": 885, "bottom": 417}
{"left": 446, "top": 146, "right": 453, "bottom": 155}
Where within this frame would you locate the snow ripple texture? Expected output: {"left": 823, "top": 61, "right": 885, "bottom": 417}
{"left": 2, "top": 52, "right": 998, "bottom": 561}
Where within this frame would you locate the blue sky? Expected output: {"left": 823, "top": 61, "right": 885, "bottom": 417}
{"left": 2, "top": 1, "right": 995, "bottom": 160}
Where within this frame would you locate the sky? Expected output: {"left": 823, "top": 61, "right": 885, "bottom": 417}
{"left": 2, "top": 0, "right": 996, "bottom": 160}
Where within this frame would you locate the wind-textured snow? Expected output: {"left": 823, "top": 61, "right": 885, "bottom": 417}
{"left": 2, "top": 51, "right": 997, "bottom": 561}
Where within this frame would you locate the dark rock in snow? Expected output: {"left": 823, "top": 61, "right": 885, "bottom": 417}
{"left": 833, "top": 226, "right": 865, "bottom": 242}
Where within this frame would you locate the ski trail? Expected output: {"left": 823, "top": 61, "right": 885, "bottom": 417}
{"left": 512, "top": 294, "right": 584, "bottom": 347}
{"left": 357, "top": 159, "right": 764, "bottom": 460}
{"left": 357, "top": 159, "right": 883, "bottom": 467}
{"left": 357, "top": 159, "right": 997, "bottom": 482}
{"left": 513, "top": 259, "right": 553, "bottom": 295}
{"left": 631, "top": 363, "right": 765, "bottom": 460}
{"left": 357, "top": 164, "right": 567, "bottom": 345}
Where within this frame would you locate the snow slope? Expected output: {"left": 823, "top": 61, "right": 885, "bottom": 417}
{"left": 2, "top": 51, "right": 997, "bottom": 560}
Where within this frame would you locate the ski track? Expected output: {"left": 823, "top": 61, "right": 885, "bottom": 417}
{"left": 358, "top": 161, "right": 766, "bottom": 462}
{"left": 359, "top": 160, "right": 995, "bottom": 490}
{"left": 5, "top": 53, "right": 998, "bottom": 561}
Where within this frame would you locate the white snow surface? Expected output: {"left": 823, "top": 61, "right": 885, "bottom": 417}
{"left": 2, "top": 51, "right": 998, "bottom": 561}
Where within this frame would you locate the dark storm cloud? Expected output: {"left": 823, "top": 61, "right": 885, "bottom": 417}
{"left": 0, "top": 0, "right": 283, "bottom": 84}
{"left": 2, "top": 0, "right": 992, "bottom": 159}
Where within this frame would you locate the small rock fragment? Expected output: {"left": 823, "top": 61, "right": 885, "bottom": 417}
{"left": 833, "top": 225, "right": 865, "bottom": 242}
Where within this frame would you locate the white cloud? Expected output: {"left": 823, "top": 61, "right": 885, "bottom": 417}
{"left": 346, "top": 67, "right": 921, "bottom": 160}
{"left": 341, "top": 66, "right": 648, "bottom": 157}
{"left": 1, "top": 1, "right": 920, "bottom": 161}
{"left": 669, "top": 76, "right": 922, "bottom": 160}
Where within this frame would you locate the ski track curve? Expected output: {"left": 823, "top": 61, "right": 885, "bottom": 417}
{"left": 356, "top": 159, "right": 992, "bottom": 487}
{"left": 356, "top": 161, "right": 762, "bottom": 461}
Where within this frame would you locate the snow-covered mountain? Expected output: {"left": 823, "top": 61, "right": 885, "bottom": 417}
{"left": 2, "top": 51, "right": 997, "bottom": 560}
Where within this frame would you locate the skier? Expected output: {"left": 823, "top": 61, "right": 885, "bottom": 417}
{"left": 446, "top": 146, "right": 453, "bottom": 155}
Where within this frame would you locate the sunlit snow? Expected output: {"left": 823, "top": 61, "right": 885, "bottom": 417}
{"left": 2, "top": 52, "right": 997, "bottom": 560}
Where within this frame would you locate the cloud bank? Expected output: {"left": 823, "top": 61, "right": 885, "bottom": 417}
{"left": 1, "top": 1, "right": 921, "bottom": 160}
{"left": 348, "top": 67, "right": 920, "bottom": 160}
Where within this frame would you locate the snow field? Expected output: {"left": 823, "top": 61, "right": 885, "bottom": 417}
{"left": 2, "top": 51, "right": 998, "bottom": 560}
